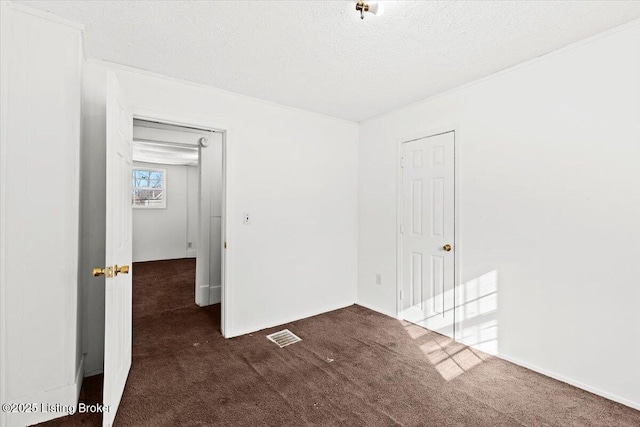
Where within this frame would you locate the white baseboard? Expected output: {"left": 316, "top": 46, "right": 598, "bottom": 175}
{"left": 355, "top": 301, "right": 397, "bottom": 319}
{"left": 74, "top": 355, "right": 84, "bottom": 403}
{"left": 226, "top": 301, "right": 355, "bottom": 339}
{"left": 209, "top": 285, "right": 221, "bottom": 304}
{"left": 133, "top": 255, "right": 196, "bottom": 263}
{"left": 196, "top": 285, "right": 209, "bottom": 306}
{"left": 5, "top": 356, "right": 84, "bottom": 427}
{"left": 197, "top": 285, "right": 221, "bottom": 306}
{"left": 496, "top": 353, "right": 640, "bottom": 411}
{"left": 83, "top": 367, "right": 104, "bottom": 377}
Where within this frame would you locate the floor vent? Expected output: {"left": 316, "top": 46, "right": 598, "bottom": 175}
{"left": 266, "top": 329, "right": 302, "bottom": 348}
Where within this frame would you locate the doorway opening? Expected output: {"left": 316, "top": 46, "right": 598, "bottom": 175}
{"left": 131, "top": 118, "right": 224, "bottom": 314}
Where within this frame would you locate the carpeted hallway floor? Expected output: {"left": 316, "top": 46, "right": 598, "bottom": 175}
{"left": 40, "top": 258, "right": 640, "bottom": 426}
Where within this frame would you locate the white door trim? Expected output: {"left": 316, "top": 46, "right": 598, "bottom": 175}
{"left": 395, "top": 125, "right": 462, "bottom": 339}
{"left": 131, "top": 107, "right": 232, "bottom": 338}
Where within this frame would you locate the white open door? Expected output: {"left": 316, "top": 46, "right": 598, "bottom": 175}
{"left": 102, "top": 72, "right": 133, "bottom": 426}
{"left": 400, "top": 131, "right": 455, "bottom": 338}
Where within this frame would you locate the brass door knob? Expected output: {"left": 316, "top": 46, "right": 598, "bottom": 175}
{"left": 443, "top": 244, "right": 452, "bottom": 252}
{"left": 115, "top": 265, "right": 130, "bottom": 276}
{"left": 92, "top": 266, "right": 113, "bottom": 278}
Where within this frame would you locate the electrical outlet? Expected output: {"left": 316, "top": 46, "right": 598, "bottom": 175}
{"left": 375, "top": 273, "right": 382, "bottom": 285}
{"left": 243, "top": 213, "right": 250, "bottom": 225}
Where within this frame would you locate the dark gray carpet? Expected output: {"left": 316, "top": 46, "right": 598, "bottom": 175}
{"left": 38, "top": 258, "right": 640, "bottom": 426}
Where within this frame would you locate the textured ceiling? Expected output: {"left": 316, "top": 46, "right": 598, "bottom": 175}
{"left": 17, "top": 1, "right": 640, "bottom": 121}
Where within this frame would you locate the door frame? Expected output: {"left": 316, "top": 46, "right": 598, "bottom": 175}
{"left": 395, "top": 125, "right": 462, "bottom": 340}
{"left": 131, "top": 107, "right": 232, "bottom": 337}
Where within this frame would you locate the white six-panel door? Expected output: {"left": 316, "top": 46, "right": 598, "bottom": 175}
{"left": 103, "top": 72, "right": 133, "bottom": 427}
{"left": 400, "top": 131, "right": 455, "bottom": 338}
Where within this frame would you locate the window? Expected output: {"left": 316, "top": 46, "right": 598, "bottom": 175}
{"left": 132, "top": 168, "right": 166, "bottom": 208}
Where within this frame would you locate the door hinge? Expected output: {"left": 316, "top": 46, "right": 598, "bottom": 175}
{"left": 399, "top": 290, "right": 403, "bottom": 300}
{"left": 401, "top": 157, "right": 404, "bottom": 168}
{"left": 224, "top": 241, "right": 227, "bottom": 249}
{"left": 400, "top": 224, "right": 404, "bottom": 234}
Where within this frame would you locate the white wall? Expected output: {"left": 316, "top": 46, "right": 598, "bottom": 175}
{"left": 132, "top": 161, "right": 198, "bottom": 262}
{"left": 0, "top": 3, "right": 83, "bottom": 426}
{"left": 357, "top": 22, "right": 640, "bottom": 409}
{"left": 81, "top": 61, "right": 359, "bottom": 374}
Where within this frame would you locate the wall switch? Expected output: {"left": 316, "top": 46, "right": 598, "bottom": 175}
{"left": 375, "top": 273, "right": 382, "bottom": 285}
{"left": 243, "top": 213, "right": 250, "bottom": 225}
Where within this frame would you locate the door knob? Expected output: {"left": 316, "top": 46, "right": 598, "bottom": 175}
{"left": 114, "top": 265, "right": 130, "bottom": 276}
{"left": 92, "top": 266, "right": 114, "bottom": 278}
{"left": 443, "top": 244, "right": 452, "bottom": 252}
